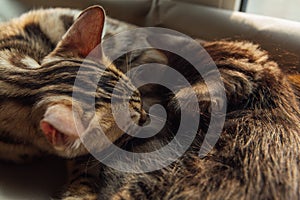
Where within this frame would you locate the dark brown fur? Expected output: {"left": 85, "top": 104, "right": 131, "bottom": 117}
{"left": 96, "top": 40, "right": 300, "bottom": 200}
{"left": 0, "top": 7, "right": 146, "bottom": 200}
{"left": 1, "top": 6, "right": 299, "bottom": 200}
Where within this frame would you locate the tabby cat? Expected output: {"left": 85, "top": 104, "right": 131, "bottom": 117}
{"left": 57, "top": 14, "right": 300, "bottom": 199}
{"left": 1, "top": 5, "right": 299, "bottom": 200}
{"left": 95, "top": 40, "right": 300, "bottom": 200}
{"left": 0, "top": 6, "right": 147, "bottom": 199}
{"left": 81, "top": 12, "right": 300, "bottom": 199}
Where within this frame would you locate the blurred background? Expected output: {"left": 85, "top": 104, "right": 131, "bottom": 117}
{"left": 246, "top": 0, "right": 300, "bottom": 22}
{"left": 1, "top": 0, "right": 300, "bottom": 22}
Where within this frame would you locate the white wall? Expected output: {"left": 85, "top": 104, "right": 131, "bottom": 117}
{"left": 247, "top": 0, "right": 300, "bottom": 22}
{"left": 173, "top": 0, "right": 241, "bottom": 10}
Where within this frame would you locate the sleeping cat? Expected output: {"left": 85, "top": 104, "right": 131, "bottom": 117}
{"left": 1, "top": 5, "right": 299, "bottom": 200}
{"left": 0, "top": 6, "right": 147, "bottom": 199}
{"left": 95, "top": 40, "right": 300, "bottom": 200}
{"left": 56, "top": 11, "right": 299, "bottom": 199}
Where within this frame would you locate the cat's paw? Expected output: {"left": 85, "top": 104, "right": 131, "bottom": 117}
{"left": 40, "top": 104, "right": 85, "bottom": 153}
{"left": 169, "top": 82, "right": 225, "bottom": 116}
{"left": 32, "top": 95, "right": 89, "bottom": 158}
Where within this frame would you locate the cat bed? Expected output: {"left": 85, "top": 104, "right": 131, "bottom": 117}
{"left": 100, "top": 0, "right": 300, "bottom": 73}
{"left": 1, "top": 0, "right": 299, "bottom": 71}
{"left": 0, "top": 0, "right": 299, "bottom": 199}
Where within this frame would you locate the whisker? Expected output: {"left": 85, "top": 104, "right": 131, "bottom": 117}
{"left": 147, "top": 113, "right": 167, "bottom": 123}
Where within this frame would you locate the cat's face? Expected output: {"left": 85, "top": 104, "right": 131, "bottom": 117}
{"left": 37, "top": 82, "right": 145, "bottom": 158}
{"left": 34, "top": 6, "right": 146, "bottom": 158}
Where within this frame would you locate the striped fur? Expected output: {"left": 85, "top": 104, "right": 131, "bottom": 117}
{"left": 0, "top": 6, "right": 147, "bottom": 200}
{"left": 97, "top": 41, "right": 300, "bottom": 199}
{"left": 0, "top": 6, "right": 145, "bottom": 160}
{"left": 56, "top": 12, "right": 300, "bottom": 200}
{"left": 0, "top": 8, "right": 80, "bottom": 162}
{"left": 1, "top": 6, "right": 299, "bottom": 200}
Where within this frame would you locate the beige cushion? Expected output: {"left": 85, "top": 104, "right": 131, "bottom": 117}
{"left": 1, "top": 0, "right": 299, "bottom": 72}
{"left": 99, "top": 0, "right": 300, "bottom": 72}
{"left": 152, "top": 1, "right": 300, "bottom": 72}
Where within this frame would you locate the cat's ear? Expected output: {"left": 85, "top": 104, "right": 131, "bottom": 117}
{"left": 53, "top": 6, "right": 105, "bottom": 58}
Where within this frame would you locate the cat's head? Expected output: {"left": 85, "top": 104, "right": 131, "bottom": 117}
{"left": 33, "top": 6, "right": 147, "bottom": 158}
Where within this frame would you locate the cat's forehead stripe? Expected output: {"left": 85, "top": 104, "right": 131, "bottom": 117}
{"left": 23, "top": 23, "right": 55, "bottom": 49}
{"left": 59, "top": 15, "right": 75, "bottom": 32}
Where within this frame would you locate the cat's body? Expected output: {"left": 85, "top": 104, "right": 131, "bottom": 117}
{"left": 0, "top": 6, "right": 299, "bottom": 200}
{"left": 92, "top": 16, "right": 300, "bottom": 199}
{"left": 61, "top": 18, "right": 300, "bottom": 199}
{"left": 96, "top": 40, "right": 300, "bottom": 200}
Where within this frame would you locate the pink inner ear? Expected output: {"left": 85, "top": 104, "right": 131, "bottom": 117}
{"left": 56, "top": 6, "right": 105, "bottom": 58}
{"left": 40, "top": 104, "right": 85, "bottom": 145}
{"left": 76, "top": 10, "right": 104, "bottom": 56}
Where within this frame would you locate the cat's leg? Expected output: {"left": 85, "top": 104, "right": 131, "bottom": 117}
{"left": 57, "top": 155, "right": 100, "bottom": 200}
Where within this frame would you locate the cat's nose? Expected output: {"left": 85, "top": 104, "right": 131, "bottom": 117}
{"left": 138, "top": 110, "right": 148, "bottom": 126}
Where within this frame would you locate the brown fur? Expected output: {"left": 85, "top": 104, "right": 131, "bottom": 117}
{"left": 0, "top": 7, "right": 145, "bottom": 200}
{"left": 96, "top": 41, "right": 300, "bottom": 200}
{"left": 1, "top": 6, "right": 299, "bottom": 200}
